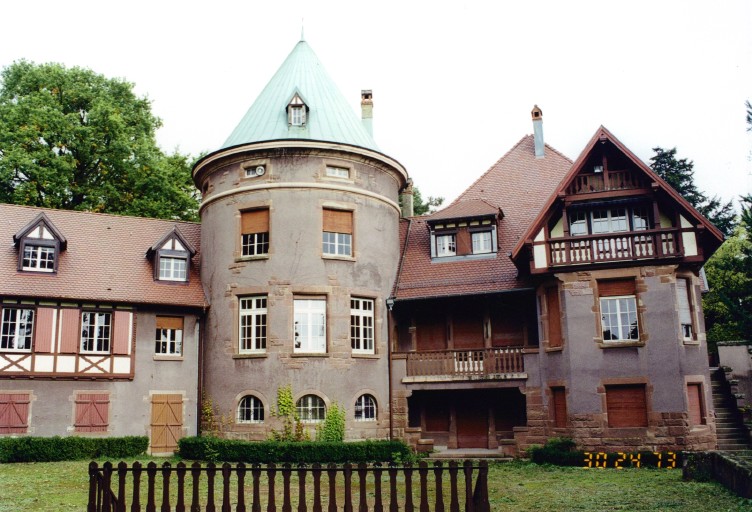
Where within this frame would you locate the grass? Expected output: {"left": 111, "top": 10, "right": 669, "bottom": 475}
{"left": 0, "top": 458, "right": 751, "bottom": 511}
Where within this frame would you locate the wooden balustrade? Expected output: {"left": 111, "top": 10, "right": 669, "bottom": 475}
{"left": 88, "top": 460, "right": 490, "bottom": 512}
{"left": 405, "top": 347, "right": 524, "bottom": 378}
{"left": 549, "top": 228, "right": 680, "bottom": 266}
{"left": 565, "top": 170, "right": 649, "bottom": 195}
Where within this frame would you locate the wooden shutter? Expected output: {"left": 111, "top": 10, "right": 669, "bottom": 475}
{"left": 606, "top": 385, "right": 647, "bottom": 427}
{"left": 0, "top": 393, "right": 30, "bottom": 433}
{"left": 112, "top": 311, "right": 132, "bottom": 355}
{"left": 546, "top": 287, "right": 562, "bottom": 348}
{"left": 552, "top": 387, "right": 567, "bottom": 428}
{"left": 456, "top": 229, "right": 471, "bottom": 255}
{"left": 241, "top": 209, "right": 269, "bottom": 234}
{"left": 323, "top": 209, "right": 352, "bottom": 234}
{"left": 151, "top": 394, "right": 184, "bottom": 452}
{"left": 599, "top": 279, "right": 636, "bottom": 297}
{"left": 677, "top": 278, "right": 692, "bottom": 325}
{"left": 75, "top": 393, "right": 109, "bottom": 432}
{"left": 156, "top": 316, "right": 184, "bottom": 330}
{"left": 34, "top": 307, "right": 56, "bottom": 353}
{"left": 59, "top": 308, "right": 80, "bottom": 354}
{"left": 687, "top": 383, "right": 705, "bottom": 426}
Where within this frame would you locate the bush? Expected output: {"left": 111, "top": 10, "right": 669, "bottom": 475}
{"left": 316, "top": 403, "right": 345, "bottom": 442}
{"left": 0, "top": 436, "right": 148, "bottom": 463}
{"left": 178, "top": 436, "right": 412, "bottom": 464}
{"left": 529, "top": 438, "right": 684, "bottom": 468}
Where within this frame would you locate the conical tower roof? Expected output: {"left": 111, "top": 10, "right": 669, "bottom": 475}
{"left": 221, "top": 40, "right": 379, "bottom": 151}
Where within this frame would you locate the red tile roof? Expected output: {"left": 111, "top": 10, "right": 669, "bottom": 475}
{"left": 427, "top": 199, "right": 500, "bottom": 222}
{"left": 393, "top": 135, "right": 572, "bottom": 300}
{"left": 0, "top": 204, "right": 206, "bottom": 308}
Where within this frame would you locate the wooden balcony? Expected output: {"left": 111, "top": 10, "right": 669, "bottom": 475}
{"left": 565, "top": 170, "right": 650, "bottom": 196}
{"left": 404, "top": 347, "right": 525, "bottom": 382}
{"left": 548, "top": 228, "right": 681, "bottom": 266}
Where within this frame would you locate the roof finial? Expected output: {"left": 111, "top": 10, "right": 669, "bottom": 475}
{"left": 301, "top": 18, "right": 305, "bottom": 41}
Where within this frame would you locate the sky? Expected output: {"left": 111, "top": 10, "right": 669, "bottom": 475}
{"left": 1, "top": 0, "right": 750, "bottom": 208}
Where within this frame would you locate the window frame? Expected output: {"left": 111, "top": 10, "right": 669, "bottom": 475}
{"left": 155, "top": 316, "right": 184, "bottom": 357}
{"left": 293, "top": 299, "right": 327, "bottom": 354}
{"left": 322, "top": 208, "right": 353, "bottom": 258}
{"left": 239, "top": 296, "right": 267, "bottom": 354}
{"left": 435, "top": 233, "right": 457, "bottom": 257}
{"left": 354, "top": 394, "right": 377, "bottom": 422}
{"left": 325, "top": 165, "right": 351, "bottom": 180}
{"left": 296, "top": 394, "right": 326, "bottom": 423}
{"left": 471, "top": 230, "right": 493, "bottom": 254}
{"left": 350, "top": 298, "right": 375, "bottom": 354}
{"left": 80, "top": 311, "right": 112, "bottom": 354}
{"left": 599, "top": 295, "right": 639, "bottom": 343}
{"left": 158, "top": 254, "right": 188, "bottom": 282}
{"left": 240, "top": 209, "right": 270, "bottom": 258}
{"left": 676, "top": 277, "right": 696, "bottom": 342}
{"left": 0, "top": 307, "right": 35, "bottom": 352}
{"left": 237, "top": 395, "right": 265, "bottom": 424}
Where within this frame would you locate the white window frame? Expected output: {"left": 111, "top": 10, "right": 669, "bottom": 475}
{"left": 435, "top": 234, "right": 456, "bottom": 257}
{"left": 591, "top": 208, "right": 628, "bottom": 234}
{"left": 237, "top": 395, "right": 265, "bottom": 424}
{"left": 296, "top": 394, "right": 326, "bottom": 423}
{"left": 322, "top": 232, "right": 352, "bottom": 257}
{"left": 80, "top": 312, "right": 112, "bottom": 353}
{"left": 471, "top": 231, "right": 493, "bottom": 254}
{"left": 155, "top": 325, "right": 183, "bottom": 356}
{"left": 354, "top": 394, "right": 377, "bottom": 422}
{"left": 239, "top": 296, "right": 267, "bottom": 353}
{"left": 600, "top": 295, "right": 639, "bottom": 342}
{"left": 242, "top": 232, "right": 269, "bottom": 257}
{"left": 159, "top": 256, "right": 187, "bottom": 281}
{"left": 325, "top": 166, "right": 350, "bottom": 179}
{"left": 350, "top": 298, "right": 374, "bottom": 354}
{"left": 0, "top": 308, "right": 34, "bottom": 352}
{"left": 290, "top": 106, "right": 304, "bottom": 126}
{"left": 22, "top": 244, "right": 55, "bottom": 272}
{"left": 294, "top": 299, "right": 326, "bottom": 353}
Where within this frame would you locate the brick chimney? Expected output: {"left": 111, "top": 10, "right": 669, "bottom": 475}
{"left": 400, "top": 179, "right": 414, "bottom": 218}
{"left": 361, "top": 90, "right": 373, "bottom": 137}
{"left": 531, "top": 105, "right": 544, "bottom": 158}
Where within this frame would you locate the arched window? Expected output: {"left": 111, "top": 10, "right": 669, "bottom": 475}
{"left": 354, "top": 394, "right": 377, "bottom": 422}
{"left": 237, "top": 395, "right": 264, "bottom": 423}
{"left": 296, "top": 394, "right": 326, "bottom": 423}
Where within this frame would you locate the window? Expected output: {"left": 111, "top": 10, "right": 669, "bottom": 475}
{"left": 569, "top": 210, "right": 588, "bottom": 236}
{"left": 155, "top": 316, "right": 183, "bottom": 356}
{"left": 159, "top": 256, "right": 187, "bottom": 281}
{"left": 0, "top": 393, "right": 30, "bottom": 434}
{"left": 1, "top": 308, "right": 34, "bottom": 352}
{"left": 297, "top": 395, "right": 326, "bottom": 423}
{"left": 551, "top": 387, "right": 567, "bottom": 428}
{"left": 290, "top": 106, "right": 304, "bottom": 126}
{"left": 599, "top": 279, "right": 638, "bottom": 342}
{"left": 591, "top": 208, "right": 628, "bottom": 234}
{"left": 294, "top": 299, "right": 326, "bottom": 353}
{"left": 22, "top": 244, "right": 55, "bottom": 272}
{"left": 471, "top": 231, "right": 493, "bottom": 254}
{"left": 676, "top": 278, "right": 694, "bottom": 341}
{"left": 354, "top": 394, "right": 377, "bottom": 421}
{"left": 74, "top": 393, "right": 109, "bottom": 432}
{"left": 687, "top": 383, "right": 705, "bottom": 426}
{"left": 149, "top": 230, "right": 195, "bottom": 283}
{"left": 80, "top": 312, "right": 111, "bottom": 353}
{"left": 239, "top": 296, "right": 267, "bottom": 353}
{"left": 322, "top": 209, "right": 353, "bottom": 257}
{"left": 435, "top": 233, "right": 456, "bottom": 257}
{"left": 569, "top": 206, "right": 651, "bottom": 236}
{"left": 237, "top": 395, "right": 264, "bottom": 423}
{"left": 325, "top": 166, "right": 350, "bottom": 179}
{"left": 605, "top": 384, "right": 647, "bottom": 428}
{"left": 350, "top": 298, "right": 374, "bottom": 354}
{"left": 14, "top": 214, "right": 66, "bottom": 273}
{"left": 241, "top": 209, "right": 270, "bottom": 257}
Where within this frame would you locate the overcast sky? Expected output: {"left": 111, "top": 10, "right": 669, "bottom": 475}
{"left": 1, "top": 1, "right": 750, "bottom": 208}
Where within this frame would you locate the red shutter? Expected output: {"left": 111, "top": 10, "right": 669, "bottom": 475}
{"left": 552, "top": 387, "right": 567, "bottom": 428}
{"left": 546, "top": 287, "right": 562, "bottom": 348}
{"left": 33, "top": 308, "right": 56, "bottom": 353}
{"left": 456, "top": 229, "right": 471, "bottom": 256}
{"left": 606, "top": 385, "right": 648, "bottom": 427}
{"left": 112, "top": 311, "right": 132, "bottom": 355}
{"left": 687, "top": 384, "right": 705, "bottom": 426}
{"left": 75, "top": 393, "right": 109, "bottom": 432}
{"left": 59, "top": 309, "right": 81, "bottom": 354}
{"left": 0, "top": 393, "right": 30, "bottom": 433}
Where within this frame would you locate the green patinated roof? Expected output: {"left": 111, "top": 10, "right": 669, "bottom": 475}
{"left": 221, "top": 40, "right": 379, "bottom": 152}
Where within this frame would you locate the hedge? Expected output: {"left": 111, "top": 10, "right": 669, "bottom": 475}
{"left": 178, "top": 436, "right": 412, "bottom": 463}
{"left": 528, "top": 438, "right": 684, "bottom": 468}
{"left": 0, "top": 436, "right": 148, "bottom": 463}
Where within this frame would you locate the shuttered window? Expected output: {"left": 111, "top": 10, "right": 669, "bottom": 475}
{"left": 33, "top": 307, "right": 55, "bottom": 353}
{"left": 241, "top": 210, "right": 270, "bottom": 257}
{"left": 551, "top": 387, "right": 567, "bottom": 428}
{"left": 599, "top": 279, "right": 636, "bottom": 297}
{"left": 322, "top": 209, "right": 353, "bottom": 256}
{"left": 687, "top": 383, "right": 705, "bottom": 426}
{"left": 156, "top": 316, "right": 184, "bottom": 356}
{"left": 599, "top": 278, "right": 638, "bottom": 342}
{"left": 606, "top": 385, "right": 647, "bottom": 428}
{"left": 74, "top": 393, "right": 109, "bottom": 432}
{"left": 59, "top": 308, "right": 81, "bottom": 354}
{"left": 546, "top": 287, "right": 562, "bottom": 348}
{"left": 676, "top": 278, "right": 694, "bottom": 340}
{"left": 0, "top": 393, "right": 30, "bottom": 433}
{"left": 322, "top": 209, "right": 352, "bottom": 234}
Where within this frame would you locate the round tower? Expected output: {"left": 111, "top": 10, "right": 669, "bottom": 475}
{"left": 193, "top": 39, "right": 407, "bottom": 439}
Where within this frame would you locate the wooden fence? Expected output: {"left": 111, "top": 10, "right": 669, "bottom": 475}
{"left": 88, "top": 460, "right": 490, "bottom": 512}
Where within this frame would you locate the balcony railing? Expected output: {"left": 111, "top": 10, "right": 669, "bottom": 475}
{"left": 405, "top": 347, "right": 525, "bottom": 379}
{"left": 549, "top": 228, "right": 680, "bottom": 266}
{"left": 565, "top": 170, "right": 650, "bottom": 196}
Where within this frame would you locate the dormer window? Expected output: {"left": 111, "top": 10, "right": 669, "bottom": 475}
{"left": 147, "top": 227, "right": 197, "bottom": 283}
{"left": 436, "top": 234, "right": 456, "bottom": 257}
{"left": 287, "top": 92, "right": 308, "bottom": 127}
{"left": 13, "top": 213, "right": 66, "bottom": 273}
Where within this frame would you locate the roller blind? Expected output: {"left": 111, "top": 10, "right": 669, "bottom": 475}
{"left": 323, "top": 209, "right": 352, "bottom": 234}
{"left": 241, "top": 209, "right": 269, "bottom": 234}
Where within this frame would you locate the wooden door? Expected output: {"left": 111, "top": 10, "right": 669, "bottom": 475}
{"left": 456, "top": 400, "right": 488, "bottom": 448}
{"left": 151, "top": 394, "right": 183, "bottom": 453}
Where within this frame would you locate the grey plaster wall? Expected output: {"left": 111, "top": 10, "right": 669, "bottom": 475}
{"left": 200, "top": 147, "right": 403, "bottom": 440}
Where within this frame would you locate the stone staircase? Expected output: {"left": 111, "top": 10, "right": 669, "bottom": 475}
{"left": 711, "top": 368, "right": 752, "bottom": 451}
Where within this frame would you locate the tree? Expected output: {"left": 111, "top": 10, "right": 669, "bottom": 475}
{"left": 412, "top": 186, "right": 444, "bottom": 216}
{"left": 0, "top": 61, "right": 198, "bottom": 220}
{"left": 649, "top": 147, "right": 735, "bottom": 237}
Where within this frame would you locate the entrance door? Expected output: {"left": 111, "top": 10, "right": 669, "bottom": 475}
{"left": 151, "top": 394, "right": 183, "bottom": 453}
{"left": 456, "top": 400, "right": 488, "bottom": 448}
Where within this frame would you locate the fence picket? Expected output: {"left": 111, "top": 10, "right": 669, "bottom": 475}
{"left": 222, "top": 463, "right": 232, "bottom": 512}
{"left": 433, "top": 462, "right": 444, "bottom": 512}
{"left": 373, "top": 464, "right": 383, "bottom": 512}
{"left": 237, "top": 463, "right": 247, "bottom": 512}
{"left": 326, "top": 464, "right": 337, "bottom": 512}
{"left": 190, "top": 463, "right": 201, "bottom": 512}
{"left": 267, "top": 463, "right": 276, "bottom": 512}
{"left": 297, "top": 464, "right": 307, "bottom": 512}
{"left": 117, "top": 462, "right": 128, "bottom": 512}
{"left": 146, "top": 462, "right": 157, "bottom": 512}
{"left": 448, "top": 461, "right": 459, "bottom": 512}
{"left": 206, "top": 463, "right": 216, "bottom": 512}
{"left": 418, "top": 461, "right": 429, "bottom": 512}
{"left": 311, "top": 464, "right": 322, "bottom": 512}
{"left": 132, "top": 462, "right": 142, "bottom": 512}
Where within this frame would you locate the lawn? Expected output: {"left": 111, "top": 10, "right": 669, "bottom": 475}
{"left": 0, "top": 458, "right": 750, "bottom": 511}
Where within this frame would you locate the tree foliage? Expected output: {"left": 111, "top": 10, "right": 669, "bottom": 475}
{"left": 649, "top": 147, "right": 735, "bottom": 237}
{"left": 0, "top": 61, "right": 198, "bottom": 220}
{"left": 412, "top": 186, "right": 444, "bottom": 216}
